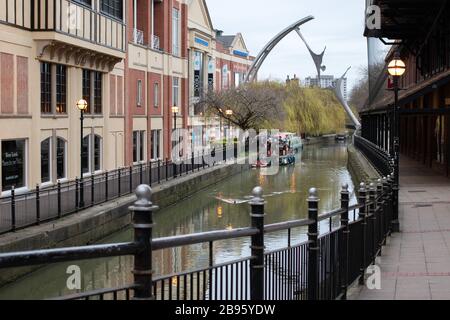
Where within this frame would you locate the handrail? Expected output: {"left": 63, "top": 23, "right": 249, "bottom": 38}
{"left": 264, "top": 218, "right": 313, "bottom": 233}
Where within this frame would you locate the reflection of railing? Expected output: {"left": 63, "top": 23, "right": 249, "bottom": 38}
{"left": 0, "top": 0, "right": 126, "bottom": 52}
{"left": 133, "top": 29, "right": 144, "bottom": 45}
{"left": 0, "top": 168, "right": 396, "bottom": 300}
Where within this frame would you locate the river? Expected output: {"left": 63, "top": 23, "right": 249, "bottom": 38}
{"left": 0, "top": 140, "right": 358, "bottom": 299}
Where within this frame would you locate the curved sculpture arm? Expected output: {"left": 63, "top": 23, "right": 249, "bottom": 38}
{"left": 244, "top": 16, "right": 315, "bottom": 83}
{"left": 334, "top": 67, "right": 361, "bottom": 129}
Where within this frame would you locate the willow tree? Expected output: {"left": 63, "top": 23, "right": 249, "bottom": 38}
{"left": 284, "top": 84, "right": 346, "bottom": 136}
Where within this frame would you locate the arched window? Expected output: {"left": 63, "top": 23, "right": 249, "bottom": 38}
{"left": 82, "top": 135, "right": 90, "bottom": 174}
{"left": 94, "top": 135, "right": 102, "bottom": 172}
{"left": 82, "top": 134, "right": 102, "bottom": 174}
{"left": 41, "top": 138, "right": 51, "bottom": 183}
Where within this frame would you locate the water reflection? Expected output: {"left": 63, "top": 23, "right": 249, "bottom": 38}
{"left": 0, "top": 141, "right": 357, "bottom": 300}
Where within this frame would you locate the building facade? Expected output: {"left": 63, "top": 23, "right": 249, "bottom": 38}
{"left": 0, "top": 0, "right": 126, "bottom": 194}
{"left": 304, "top": 75, "right": 348, "bottom": 100}
{"left": 0, "top": 0, "right": 253, "bottom": 194}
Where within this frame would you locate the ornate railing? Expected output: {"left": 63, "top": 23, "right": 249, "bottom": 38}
{"left": 0, "top": 175, "right": 396, "bottom": 300}
{"left": 354, "top": 134, "right": 393, "bottom": 177}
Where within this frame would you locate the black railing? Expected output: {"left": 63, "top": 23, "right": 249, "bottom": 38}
{"left": 354, "top": 134, "right": 393, "bottom": 177}
{"left": 0, "top": 176, "right": 396, "bottom": 300}
{"left": 0, "top": 146, "right": 236, "bottom": 235}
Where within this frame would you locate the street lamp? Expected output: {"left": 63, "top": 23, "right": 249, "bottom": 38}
{"left": 225, "top": 109, "right": 233, "bottom": 139}
{"left": 172, "top": 106, "right": 179, "bottom": 157}
{"left": 387, "top": 51, "right": 406, "bottom": 233}
{"left": 77, "top": 99, "right": 88, "bottom": 208}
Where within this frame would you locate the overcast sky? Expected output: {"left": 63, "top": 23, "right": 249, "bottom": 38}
{"left": 206, "top": 0, "right": 369, "bottom": 91}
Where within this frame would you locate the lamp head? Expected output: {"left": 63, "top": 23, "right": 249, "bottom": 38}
{"left": 76, "top": 99, "right": 88, "bottom": 111}
{"left": 172, "top": 106, "right": 179, "bottom": 114}
{"left": 225, "top": 109, "right": 233, "bottom": 116}
{"left": 388, "top": 52, "right": 406, "bottom": 77}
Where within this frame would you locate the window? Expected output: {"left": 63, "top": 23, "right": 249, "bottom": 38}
{"left": 1, "top": 140, "right": 26, "bottom": 191}
{"left": 81, "top": 136, "right": 90, "bottom": 174}
{"left": 74, "top": 0, "right": 91, "bottom": 6}
{"left": 56, "top": 65, "right": 67, "bottom": 113}
{"left": 94, "top": 72, "right": 102, "bottom": 114}
{"left": 137, "top": 80, "right": 142, "bottom": 106}
{"left": 40, "top": 137, "right": 66, "bottom": 183}
{"left": 94, "top": 135, "right": 102, "bottom": 171}
{"left": 172, "top": 8, "right": 180, "bottom": 56}
{"left": 41, "top": 138, "right": 51, "bottom": 183}
{"left": 101, "top": 0, "right": 123, "bottom": 20}
{"left": 56, "top": 138, "right": 66, "bottom": 180}
{"left": 82, "top": 70, "right": 91, "bottom": 114}
{"left": 222, "top": 64, "right": 228, "bottom": 89}
{"left": 154, "top": 83, "right": 159, "bottom": 108}
{"left": 41, "top": 63, "right": 67, "bottom": 114}
{"left": 40, "top": 62, "right": 52, "bottom": 114}
{"left": 193, "top": 51, "right": 203, "bottom": 98}
{"left": 82, "top": 134, "right": 102, "bottom": 174}
{"left": 82, "top": 69, "right": 103, "bottom": 115}
{"left": 151, "top": 130, "right": 161, "bottom": 160}
{"left": 133, "top": 131, "right": 146, "bottom": 163}
{"left": 173, "top": 77, "right": 179, "bottom": 107}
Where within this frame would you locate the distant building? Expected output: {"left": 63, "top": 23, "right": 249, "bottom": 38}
{"left": 304, "top": 75, "right": 348, "bottom": 101}
{"left": 286, "top": 74, "right": 300, "bottom": 86}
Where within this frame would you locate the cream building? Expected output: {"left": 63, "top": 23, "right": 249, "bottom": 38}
{"left": 187, "top": 0, "right": 253, "bottom": 147}
{"left": 0, "top": 0, "right": 126, "bottom": 194}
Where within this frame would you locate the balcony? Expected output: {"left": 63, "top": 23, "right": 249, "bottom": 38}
{"left": 152, "top": 34, "right": 160, "bottom": 51}
{"left": 0, "top": 0, "right": 126, "bottom": 53}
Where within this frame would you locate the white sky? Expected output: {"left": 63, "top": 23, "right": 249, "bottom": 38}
{"left": 206, "top": 0, "right": 368, "bottom": 91}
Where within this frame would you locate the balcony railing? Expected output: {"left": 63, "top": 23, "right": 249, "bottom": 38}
{"left": 133, "top": 28, "right": 144, "bottom": 45}
{"left": 152, "top": 34, "right": 160, "bottom": 50}
{"left": 0, "top": 0, "right": 126, "bottom": 52}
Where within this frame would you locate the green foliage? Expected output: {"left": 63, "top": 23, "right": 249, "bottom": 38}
{"left": 283, "top": 85, "right": 346, "bottom": 136}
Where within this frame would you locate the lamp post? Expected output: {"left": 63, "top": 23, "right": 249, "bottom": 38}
{"left": 387, "top": 51, "right": 406, "bottom": 233}
{"left": 77, "top": 99, "right": 88, "bottom": 208}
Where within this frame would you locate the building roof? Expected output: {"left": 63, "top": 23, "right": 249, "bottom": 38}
{"left": 216, "top": 35, "right": 236, "bottom": 48}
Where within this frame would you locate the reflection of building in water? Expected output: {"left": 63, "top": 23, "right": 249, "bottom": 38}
{"left": 290, "top": 171, "right": 296, "bottom": 193}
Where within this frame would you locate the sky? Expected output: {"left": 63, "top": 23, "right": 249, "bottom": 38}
{"left": 206, "top": 0, "right": 369, "bottom": 91}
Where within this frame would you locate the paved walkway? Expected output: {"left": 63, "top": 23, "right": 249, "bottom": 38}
{"left": 351, "top": 157, "right": 450, "bottom": 300}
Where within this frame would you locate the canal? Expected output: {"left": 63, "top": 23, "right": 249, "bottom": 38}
{"left": 0, "top": 141, "right": 358, "bottom": 299}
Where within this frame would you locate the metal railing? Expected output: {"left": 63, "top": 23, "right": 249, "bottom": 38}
{"left": 354, "top": 135, "right": 393, "bottom": 177}
{"left": 133, "top": 28, "right": 144, "bottom": 45}
{"left": 0, "top": 173, "right": 396, "bottom": 300}
{"left": 0, "top": 146, "right": 237, "bottom": 235}
{"left": 152, "top": 34, "right": 161, "bottom": 51}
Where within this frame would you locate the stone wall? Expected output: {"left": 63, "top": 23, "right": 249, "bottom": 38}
{"left": 347, "top": 144, "right": 381, "bottom": 187}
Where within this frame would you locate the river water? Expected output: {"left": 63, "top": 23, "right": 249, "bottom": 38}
{"left": 0, "top": 141, "right": 357, "bottom": 300}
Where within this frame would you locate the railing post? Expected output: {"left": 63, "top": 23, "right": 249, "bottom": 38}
{"left": 36, "top": 184, "right": 40, "bottom": 225}
{"left": 75, "top": 178, "right": 79, "bottom": 212}
{"left": 91, "top": 174, "right": 95, "bottom": 206}
{"left": 376, "top": 179, "right": 383, "bottom": 256}
{"left": 307, "top": 187, "right": 319, "bottom": 300}
{"left": 382, "top": 177, "right": 389, "bottom": 242}
{"left": 165, "top": 158, "right": 169, "bottom": 181}
{"left": 387, "top": 174, "right": 395, "bottom": 233}
{"left": 11, "top": 186, "right": 16, "bottom": 232}
{"left": 158, "top": 160, "right": 161, "bottom": 184}
{"left": 129, "top": 166, "right": 133, "bottom": 193}
{"left": 358, "top": 183, "right": 367, "bottom": 286}
{"left": 140, "top": 163, "right": 143, "bottom": 184}
{"left": 131, "top": 185, "right": 158, "bottom": 300}
{"left": 369, "top": 183, "right": 376, "bottom": 264}
{"left": 173, "top": 161, "right": 177, "bottom": 178}
{"left": 191, "top": 152, "right": 195, "bottom": 173}
{"left": 340, "top": 183, "right": 350, "bottom": 300}
{"left": 118, "top": 168, "right": 122, "bottom": 196}
{"left": 149, "top": 162, "right": 152, "bottom": 186}
{"left": 57, "top": 180, "right": 62, "bottom": 219}
{"left": 249, "top": 186, "right": 265, "bottom": 301}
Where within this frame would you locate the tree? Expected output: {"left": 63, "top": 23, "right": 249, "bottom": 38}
{"left": 283, "top": 84, "right": 346, "bottom": 136}
{"left": 197, "top": 81, "right": 285, "bottom": 131}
